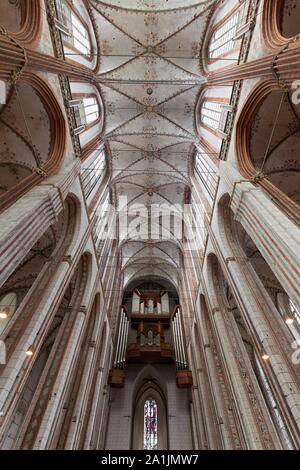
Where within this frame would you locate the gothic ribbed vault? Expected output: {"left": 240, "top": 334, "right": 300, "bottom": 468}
{"left": 92, "top": 0, "right": 216, "bottom": 287}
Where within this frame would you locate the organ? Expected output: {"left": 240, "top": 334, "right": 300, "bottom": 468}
{"left": 108, "top": 282, "right": 193, "bottom": 388}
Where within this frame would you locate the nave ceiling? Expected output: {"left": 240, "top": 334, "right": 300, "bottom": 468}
{"left": 91, "top": 0, "right": 216, "bottom": 289}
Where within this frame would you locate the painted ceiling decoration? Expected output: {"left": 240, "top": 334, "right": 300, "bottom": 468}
{"left": 94, "top": 0, "right": 212, "bottom": 12}
{"left": 91, "top": 0, "right": 216, "bottom": 288}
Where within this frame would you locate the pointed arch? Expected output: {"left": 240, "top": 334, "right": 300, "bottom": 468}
{"left": 0, "top": 0, "right": 42, "bottom": 46}
{"left": 235, "top": 80, "right": 300, "bottom": 226}
{"left": 0, "top": 73, "right": 66, "bottom": 213}
{"left": 131, "top": 365, "right": 168, "bottom": 450}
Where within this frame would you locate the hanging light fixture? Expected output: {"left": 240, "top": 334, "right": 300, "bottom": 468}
{"left": 284, "top": 314, "right": 294, "bottom": 325}
{"left": 26, "top": 345, "right": 34, "bottom": 356}
{"left": 261, "top": 350, "right": 270, "bottom": 361}
{"left": 0, "top": 310, "right": 8, "bottom": 319}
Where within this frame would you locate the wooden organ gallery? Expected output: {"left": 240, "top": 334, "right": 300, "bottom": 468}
{"left": 109, "top": 284, "right": 193, "bottom": 389}
{"left": 0, "top": 0, "right": 299, "bottom": 451}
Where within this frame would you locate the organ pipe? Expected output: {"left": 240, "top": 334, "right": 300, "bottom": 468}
{"left": 118, "top": 312, "right": 128, "bottom": 369}
{"left": 132, "top": 292, "right": 140, "bottom": 312}
{"left": 172, "top": 308, "right": 187, "bottom": 370}
{"left": 177, "top": 311, "right": 187, "bottom": 369}
{"left": 161, "top": 292, "right": 169, "bottom": 313}
{"left": 113, "top": 309, "right": 123, "bottom": 368}
{"left": 121, "top": 318, "right": 129, "bottom": 365}
{"left": 175, "top": 315, "right": 185, "bottom": 369}
{"left": 172, "top": 314, "right": 182, "bottom": 369}
{"left": 114, "top": 309, "right": 129, "bottom": 369}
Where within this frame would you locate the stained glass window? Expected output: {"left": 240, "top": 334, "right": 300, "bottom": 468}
{"left": 144, "top": 399, "right": 158, "bottom": 450}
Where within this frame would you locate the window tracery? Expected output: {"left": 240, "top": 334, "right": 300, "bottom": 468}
{"left": 74, "top": 96, "right": 99, "bottom": 128}
{"left": 81, "top": 148, "right": 106, "bottom": 199}
{"left": 56, "top": 0, "right": 91, "bottom": 56}
{"left": 194, "top": 150, "right": 218, "bottom": 199}
{"left": 201, "top": 101, "right": 222, "bottom": 130}
{"left": 209, "top": 10, "right": 240, "bottom": 59}
{"left": 92, "top": 192, "right": 110, "bottom": 249}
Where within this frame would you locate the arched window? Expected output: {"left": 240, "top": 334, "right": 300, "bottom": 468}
{"left": 200, "top": 99, "right": 232, "bottom": 136}
{"left": 195, "top": 150, "right": 218, "bottom": 199}
{"left": 209, "top": 10, "right": 240, "bottom": 59}
{"left": 92, "top": 192, "right": 111, "bottom": 252}
{"left": 81, "top": 148, "right": 106, "bottom": 199}
{"left": 56, "top": 0, "right": 91, "bottom": 56}
{"left": 201, "top": 101, "right": 222, "bottom": 130}
{"left": 191, "top": 195, "right": 206, "bottom": 250}
{"left": 144, "top": 399, "right": 158, "bottom": 450}
{"left": 0, "top": 293, "right": 17, "bottom": 335}
{"left": 132, "top": 381, "right": 168, "bottom": 450}
{"left": 73, "top": 96, "right": 99, "bottom": 130}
